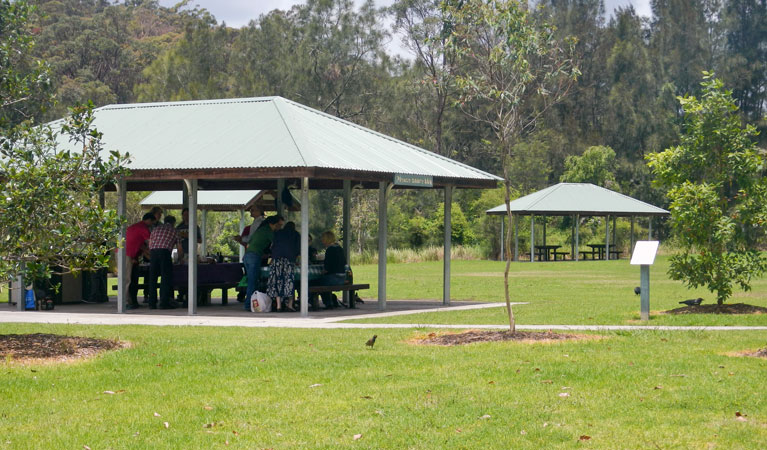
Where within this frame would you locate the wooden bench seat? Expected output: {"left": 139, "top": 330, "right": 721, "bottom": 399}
{"left": 307, "top": 283, "right": 370, "bottom": 308}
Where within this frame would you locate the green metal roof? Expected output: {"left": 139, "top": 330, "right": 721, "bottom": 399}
{"left": 140, "top": 190, "right": 261, "bottom": 211}
{"left": 486, "top": 183, "right": 669, "bottom": 217}
{"left": 55, "top": 96, "right": 500, "bottom": 187}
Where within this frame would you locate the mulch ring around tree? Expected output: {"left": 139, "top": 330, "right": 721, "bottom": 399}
{"left": 409, "top": 329, "right": 594, "bottom": 346}
{"left": 664, "top": 303, "right": 767, "bottom": 315}
{"left": 0, "top": 333, "right": 128, "bottom": 365}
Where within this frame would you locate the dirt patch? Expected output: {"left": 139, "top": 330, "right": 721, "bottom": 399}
{"left": 0, "top": 333, "right": 128, "bottom": 365}
{"left": 664, "top": 303, "right": 767, "bottom": 315}
{"left": 409, "top": 329, "right": 591, "bottom": 346}
{"left": 729, "top": 348, "right": 767, "bottom": 359}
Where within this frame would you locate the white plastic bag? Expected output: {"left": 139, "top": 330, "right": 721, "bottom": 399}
{"left": 250, "top": 291, "right": 272, "bottom": 313}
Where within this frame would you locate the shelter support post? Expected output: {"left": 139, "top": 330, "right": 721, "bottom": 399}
{"left": 343, "top": 180, "right": 351, "bottom": 307}
{"left": 116, "top": 177, "right": 127, "bottom": 313}
{"left": 513, "top": 215, "right": 519, "bottom": 262}
{"left": 443, "top": 186, "right": 453, "bottom": 305}
{"left": 612, "top": 216, "right": 617, "bottom": 247}
{"left": 184, "top": 179, "right": 198, "bottom": 315}
{"left": 605, "top": 215, "right": 610, "bottom": 261}
{"left": 277, "top": 178, "right": 285, "bottom": 216}
{"left": 543, "top": 216, "right": 547, "bottom": 248}
{"left": 238, "top": 209, "right": 245, "bottom": 262}
{"left": 300, "top": 177, "right": 309, "bottom": 317}
{"left": 530, "top": 216, "right": 535, "bottom": 263}
{"left": 200, "top": 210, "right": 208, "bottom": 256}
{"left": 630, "top": 216, "right": 635, "bottom": 257}
{"left": 575, "top": 214, "right": 580, "bottom": 262}
{"left": 13, "top": 265, "right": 24, "bottom": 311}
{"left": 571, "top": 216, "right": 575, "bottom": 260}
{"left": 378, "top": 182, "right": 390, "bottom": 310}
{"left": 648, "top": 218, "right": 652, "bottom": 239}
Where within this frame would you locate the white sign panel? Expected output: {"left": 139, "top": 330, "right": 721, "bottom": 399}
{"left": 630, "top": 241, "right": 660, "bottom": 265}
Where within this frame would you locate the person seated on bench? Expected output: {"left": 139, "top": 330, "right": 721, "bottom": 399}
{"left": 267, "top": 221, "right": 300, "bottom": 312}
{"left": 310, "top": 231, "right": 346, "bottom": 309}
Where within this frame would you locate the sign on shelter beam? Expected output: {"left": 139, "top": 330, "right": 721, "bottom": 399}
{"left": 394, "top": 174, "right": 433, "bottom": 188}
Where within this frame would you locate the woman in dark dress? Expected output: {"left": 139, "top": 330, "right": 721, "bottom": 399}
{"left": 267, "top": 221, "right": 300, "bottom": 311}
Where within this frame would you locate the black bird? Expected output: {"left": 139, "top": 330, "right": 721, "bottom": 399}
{"left": 366, "top": 335, "right": 377, "bottom": 349}
{"left": 634, "top": 286, "right": 641, "bottom": 296}
{"left": 679, "top": 298, "right": 704, "bottom": 306}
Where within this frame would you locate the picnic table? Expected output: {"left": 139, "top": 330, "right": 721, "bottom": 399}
{"left": 534, "top": 245, "right": 568, "bottom": 261}
{"left": 581, "top": 244, "right": 622, "bottom": 260}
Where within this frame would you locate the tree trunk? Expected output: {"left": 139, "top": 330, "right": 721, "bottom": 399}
{"left": 502, "top": 163, "right": 515, "bottom": 334}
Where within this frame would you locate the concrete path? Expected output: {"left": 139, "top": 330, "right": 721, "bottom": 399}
{"left": 1, "top": 307, "right": 766, "bottom": 331}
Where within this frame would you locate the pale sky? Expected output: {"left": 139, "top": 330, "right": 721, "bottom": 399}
{"left": 159, "top": 1, "right": 652, "bottom": 29}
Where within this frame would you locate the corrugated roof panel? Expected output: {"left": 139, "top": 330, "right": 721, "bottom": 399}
{"left": 50, "top": 97, "right": 501, "bottom": 182}
{"left": 486, "top": 183, "right": 669, "bottom": 216}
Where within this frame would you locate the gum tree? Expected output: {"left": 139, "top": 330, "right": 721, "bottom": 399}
{"left": 443, "top": 0, "right": 579, "bottom": 332}
{"left": 647, "top": 73, "right": 767, "bottom": 305}
{"left": 1, "top": 0, "right": 130, "bottom": 287}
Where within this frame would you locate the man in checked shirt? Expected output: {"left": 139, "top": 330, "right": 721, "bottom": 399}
{"left": 147, "top": 215, "right": 184, "bottom": 309}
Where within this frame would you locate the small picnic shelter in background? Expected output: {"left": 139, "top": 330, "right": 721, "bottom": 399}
{"left": 32, "top": 96, "right": 500, "bottom": 316}
{"left": 486, "top": 183, "right": 670, "bottom": 261}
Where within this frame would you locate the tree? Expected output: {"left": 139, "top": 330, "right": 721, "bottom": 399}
{"left": 443, "top": 0, "right": 579, "bottom": 332}
{"left": 0, "top": 1, "right": 130, "bottom": 287}
{"left": 560, "top": 145, "right": 617, "bottom": 188}
{"left": 647, "top": 73, "right": 767, "bottom": 305}
{"left": 0, "top": 0, "right": 51, "bottom": 129}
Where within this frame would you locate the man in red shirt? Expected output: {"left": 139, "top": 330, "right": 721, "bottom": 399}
{"left": 147, "top": 215, "right": 183, "bottom": 309}
{"left": 124, "top": 213, "right": 156, "bottom": 309}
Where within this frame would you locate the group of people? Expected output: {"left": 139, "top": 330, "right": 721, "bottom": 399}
{"left": 122, "top": 203, "right": 347, "bottom": 312}
{"left": 124, "top": 206, "right": 199, "bottom": 310}
{"left": 237, "top": 205, "right": 347, "bottom": 312}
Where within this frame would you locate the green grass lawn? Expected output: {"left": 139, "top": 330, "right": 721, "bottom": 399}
{"left": 349, "top": 256, "right": 767, "bottom": 326}
{"left": 1, "top": 323, "right": 766, "bottom": 448}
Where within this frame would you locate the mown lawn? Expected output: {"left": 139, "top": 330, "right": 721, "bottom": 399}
{"left": 349, "top": 255, "right": 767, "bottom": 326}
{"left": 1, "top": 323, "right": 766, "bottom": 449}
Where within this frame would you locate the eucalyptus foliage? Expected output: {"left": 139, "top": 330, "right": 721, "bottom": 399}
{"left": 647, "top": 73, "right": 767, "bottom": 305}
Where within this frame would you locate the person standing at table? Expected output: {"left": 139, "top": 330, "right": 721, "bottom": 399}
{"left": 124, "top": 212, "right": 156, "bottom": 309}
{"left": 176, "top": 207, "right": 202, "bottom": 258}
{"left": 147, "top": 215, "right": 183, "bottom": 309}
{"left": 242, "top": 215, "right": 283, "bottom": 311}
{"left": 234, "top": 204, "right": 265, "bottom": 248}
{"left": 267, "top": 221, "right": 300, "bottom": 312}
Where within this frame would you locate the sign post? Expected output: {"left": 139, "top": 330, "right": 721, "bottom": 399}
{"left": 630, "top": 241, "right": 659, "bottom": 321}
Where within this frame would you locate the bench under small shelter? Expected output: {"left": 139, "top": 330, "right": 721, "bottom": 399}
{"left": 486, "top": 183, "right": 670, "bottom": 261}
{"left": 32, "top": 96, "right": 500, "bottom": 316}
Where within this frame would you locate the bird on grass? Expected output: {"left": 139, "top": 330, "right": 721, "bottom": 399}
{"left": 634, "top": 286, "right": 641, "bottom": 296}
{"left": 679, "top": 298, "right": 704, "bottom": 306}
{"left": 366, "top": 335, "right": 377, "bottom": 349}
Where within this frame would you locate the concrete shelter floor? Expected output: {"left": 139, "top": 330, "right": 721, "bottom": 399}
{"left": 6, "top": 296, "right": 499, "bottom": 320}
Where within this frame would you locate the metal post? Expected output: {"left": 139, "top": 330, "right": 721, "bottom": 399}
{"left": 605, "top": 215, "right": 610, "bottom": 261}
{"left": 530, "top": 215, "right": 535, "bottom": 262}
{"left": 378, "top": 182, "right": 389, "bottom": 310}
{"left": 200, "top": 210, "right": 208, "bottom": 256}
{"left": 543, "top": 215, "right": 547, "bottom": 250}
{"left": 239, "top": 209, "right": 245, "bottom": 262}
{"left": 513, "top": 214, "right": 519, "bottom": 262}
{"left": 13, "top": 267, "right": 24, "bottom": 311}
{"left": 571, "top": 215, "right": 575, "bottom": 261}
{"left": 185, "top": 179, "right": 198, "bottom": 315}
{"left": 640, "top": 265, "right": 650, "bottom": 321}
{"left": 648, "top": 217, "right": 653, "bottom": 239}
{"left": 575, "top": 214, "right": 580, "bottom": 262}
{"left": 300, "top": 177, "right": 309, "bottom": 317}
{"left": 116, "top": 177, "right": 127, "bottom": 313}
{"left": 630, "top": 216, "right": 635, "bottom": 257}
{"left": 277, "top": 178, "right": 285, "bottom": 217}
{"left": 343, "top": 180, "right": 351, "bottom": 307}
{"left": 443, "top": 186, "right": 452, "bottom": 306}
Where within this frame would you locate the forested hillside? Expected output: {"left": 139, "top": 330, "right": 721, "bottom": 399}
{"left": 23, "top": 0, "right": 767, "bottom": 257}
